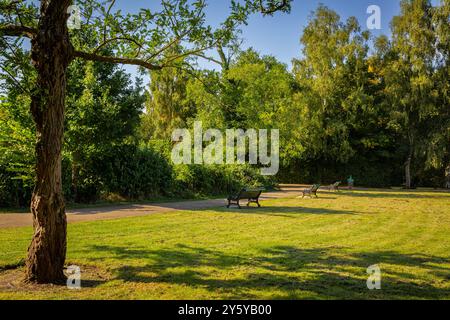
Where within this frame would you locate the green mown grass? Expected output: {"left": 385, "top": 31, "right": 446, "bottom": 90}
{"left": 0, "top": 189, "right": 449, "bottom": 299}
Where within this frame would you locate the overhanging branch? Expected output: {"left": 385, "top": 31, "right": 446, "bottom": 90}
{"left": 93, "top": 37, "right": 143, "bottom": 55}
{"left": 73, "top": 50, "right": 162, "bottom": 70}
{"left": 0, "top": 25, "right": 36, "bottom": 38}
{"left": 193, "top": 53, "right": 223, "bottom": 66}
{"left": 0, "top": 0, "right": 25, "bottom": 11}
{"left": 259, "top": 0, "right": 290, "bottom": 15}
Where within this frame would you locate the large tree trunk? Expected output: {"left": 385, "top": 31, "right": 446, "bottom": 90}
{"left": 404, "top": 132, "right": 414, "bottom": 189}
{"left": 445, "top": 164, "right": 450, "bottom": 189}
{"left": 26, "top": 0, "right": 73, "bottom": 283}
{"left": 405, "top": 153, "right": 412, "bottom": 189}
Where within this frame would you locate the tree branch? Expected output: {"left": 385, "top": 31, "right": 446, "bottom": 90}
{"left": 0, "top": 25, "right": 36, "bottom": 38}
{"left": 103, "top": 0, "right": 116, "bottom": 43}
{"left": 193, "top": 53, "right": 223, "bottom": 66}
{"left": 0, "top": 64, "right": 28, "bottom": 94}
{"left": 93, "top": 37, "right": 143, "bottom": 55}
{"left": 0, "top": 0, "right": 24, "bottom": 11}
{"left": 73, "top": 50, "right": 162, "bottom": 70}
{"left": 259, "top": 0, "right": 290, "bottom": 15}
{"left": 217, "top": 45, "right": 230, "bottom": 70}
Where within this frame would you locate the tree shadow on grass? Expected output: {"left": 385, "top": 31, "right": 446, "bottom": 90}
{"left": 78, "top": 279, "right": 107, "bottom": 288}
{"left": 190, "top": 205, "right": 359, "bottom": 218}
{"left": 234, "top": 207, "right": 358, "bottom": 219}
{"left": 338, "top": 190, "right": 450, "bottom": 200}
{"left": 89, "top": 244, "right": 450, "bottom": 299}
{"left": 251, "top": 206, "right": 357, "bottom": 215}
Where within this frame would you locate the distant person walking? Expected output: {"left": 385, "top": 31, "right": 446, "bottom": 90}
{"left": 347, "top": 176, "right": 354, "bottom": 190}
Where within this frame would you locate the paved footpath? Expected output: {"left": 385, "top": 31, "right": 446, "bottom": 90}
{"left": 0, "top": 185, "right": 307, "bottom": 228}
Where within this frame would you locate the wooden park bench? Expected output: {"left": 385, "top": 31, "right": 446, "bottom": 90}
{"left": 227, "top": 187, "right": 264, "bottom": 209}
{"left": 299, "top": 184, "right": 321, "bottom": 198}
{"left": 328, "top": 181, "right": 341, "bottom": 192}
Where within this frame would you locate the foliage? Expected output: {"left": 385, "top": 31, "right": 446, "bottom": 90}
{"left": 140, "top": 53, "right": 195, "bottom": 140}
{"left": 282, "top": 1, "right": 449, "bottom": 187}
{"left": 0, "top": 88, "right": 34, "bottom": 207}
{"left": 65, "top": 57, "right": 145, "bottom": 202}
{"left": 380, "top": 0, "right": 439, "bottom": 187}
{"left": 292, "top": 5, "right": 388, "bottom": 163}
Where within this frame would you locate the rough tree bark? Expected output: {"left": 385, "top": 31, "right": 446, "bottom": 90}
{"left": 404, "top": 132, "right": 414, "bottom": 189}
{"left": 25, "top": 0, "right": 73, "bottom": 283}
{"left": 445, "top": 164, "right": 450, "bottom": 189}
{"left": 405, "top": 153, "right": 412, "bottom": 189}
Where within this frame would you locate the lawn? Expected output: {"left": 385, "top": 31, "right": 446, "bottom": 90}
{"left": 0, "top": 189, "right": 449, "bottom": 300}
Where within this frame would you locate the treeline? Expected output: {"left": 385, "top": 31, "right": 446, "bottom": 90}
{"left": 1, "top": 0, "right": 449, "bottom": 207}
{"left": 141, "top": 1, "right": 449, "bottom": 188}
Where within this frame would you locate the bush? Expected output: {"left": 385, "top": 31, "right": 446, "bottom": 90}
{"left": 72, "top": 144, "right": 173, "bottom": 201}
{"left": 0, "top": 167, "right": 32, "bottom": 208}
{"left": 172, "top": 163, "right": 276, "bottom": 197}
{"left": 146, "top": 140, "right": 276, "bottom": 197}
{"left": 1, "top": 140, "right": 276, "bottom": 207}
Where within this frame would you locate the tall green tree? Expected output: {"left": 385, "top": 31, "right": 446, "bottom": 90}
{"left": 0, "top": 40, "right": 35, "bottom": 206}
{"left": 141, "top": 54, "right": 194, "bottom": 140}
{"left": 292, "top": 6, "right": 390, "bottom": 164}
{"left": 383, "top": 0, "right": 438, "bottom": 188}
{"left": 426, "top": 0, "right": 450, "bottom": 186}
{"left": 0, "top": 95, "right": 35, "bottom": 206}
{"left": 66, "top": 58, "right": 145, "bottom": 201}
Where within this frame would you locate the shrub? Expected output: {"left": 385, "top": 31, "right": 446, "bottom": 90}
{"left": 0, "top": 167, "right": 32, "bottom": 208}
{"left": 2, "top": 140, "right": 276, "bottom": 207}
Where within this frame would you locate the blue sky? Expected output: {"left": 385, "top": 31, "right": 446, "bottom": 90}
{"left": 118, "top": 1, "right": 400, "bottom": 66}
{"left": 204, "top": 0, "right": 400, "bottom": 66}
{"left": 113, "top": 0, "right": 438, "bottom": 81}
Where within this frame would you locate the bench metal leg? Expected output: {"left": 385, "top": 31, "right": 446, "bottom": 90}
{"left": 229, "top": 197, "right": 262, "bottom": 208}
{"left": 246, "top": 199, "right": 261, "bottom": 207}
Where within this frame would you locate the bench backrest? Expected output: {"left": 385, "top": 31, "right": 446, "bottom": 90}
{"left": 239, "top": 188, "right": 263, "bottom": 199}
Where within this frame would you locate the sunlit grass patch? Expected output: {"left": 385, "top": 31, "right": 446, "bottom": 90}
{"left": 0, "top": 189, "right": 449, "bottom": 299}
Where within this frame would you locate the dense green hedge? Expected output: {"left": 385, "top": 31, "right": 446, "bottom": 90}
{"left": 0, "top": 167, "right": 32, "bottom": 208}
{"left": 0, "top": 143, "right": 274, "bottom": 207}
{"left": 172, "top": 163, "right": 275, "bottom": 197}
{"left": 70, "top": 144, "right": 173, "bottom": 202}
